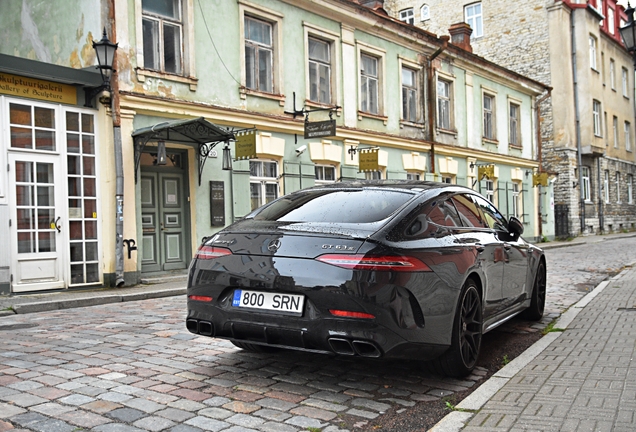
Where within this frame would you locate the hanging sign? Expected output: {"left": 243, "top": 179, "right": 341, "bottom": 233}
{"left": 359, "top": 148, "right": 379, "bottom": 172}
{"left": 533, "top": 172, "right": 549, "bottom": 187}
{"left": 478, "top": 164, "right": 495, "bottom": 180}
{"left": 0, "top": 72, "right": 77, "bottom": 104}
{"left": 235, "top": 130, "right": 257, "bottom": 160}
{"left": 304, "top": 119, "right": 336, "bottom": 139}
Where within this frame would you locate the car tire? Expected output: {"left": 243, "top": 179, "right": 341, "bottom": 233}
{"left": 428, "top": 279, "right": 483, "bottom": 377}
{"left": 521, "top": 260, "right": 546, "bottom": 321}
{"left": 231, "top": 341, "right": 279, "bottom": 353}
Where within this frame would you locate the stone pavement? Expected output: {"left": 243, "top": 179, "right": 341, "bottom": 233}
{"left": 432, "top": 263, "right": 636, "bottom": 431}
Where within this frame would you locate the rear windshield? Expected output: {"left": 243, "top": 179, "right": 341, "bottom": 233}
{"left": 252, "top": 189, "right": 414, "bottom": 223}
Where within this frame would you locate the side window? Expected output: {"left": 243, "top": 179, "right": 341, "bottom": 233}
{"left": 472, "top": 195, "right": 507, "bottom": 231}
{"left": 403, "top": 198, "right": 462, "bottom": 239}
{"left": 451, "top": 194, "right": 485, "bottom": 228}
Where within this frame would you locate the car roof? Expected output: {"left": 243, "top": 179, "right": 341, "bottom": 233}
{"left": 301, "top": 180, "right": 473, "bottom": 195}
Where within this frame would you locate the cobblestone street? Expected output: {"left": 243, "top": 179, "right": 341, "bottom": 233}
{"left": 0, "top": 236, "right": 634, "bottom": 432}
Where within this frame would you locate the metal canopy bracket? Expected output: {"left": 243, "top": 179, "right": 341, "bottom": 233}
{"left": 131, "top": 117, "right": 235, "bottom": 185}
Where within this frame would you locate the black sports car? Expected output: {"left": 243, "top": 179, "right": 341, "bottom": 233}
{"left": 186, "top": 181, "right": 546, "bottom": 377}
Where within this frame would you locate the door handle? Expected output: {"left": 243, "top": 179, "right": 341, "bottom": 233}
{"left": 475, "top": 243, "right": 485, "bottom": 253}
{"left": 51, "top": 217, "right": 61, "bottom": 233}
{"left": 504, "top": 243, "right": 511, "bottom": 251}
{"left": 160, "top": 222, "right": 165, "bottom": 231}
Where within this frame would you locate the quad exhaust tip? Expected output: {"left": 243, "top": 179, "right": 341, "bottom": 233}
{"left": 186, "top": 319, "right": 214, "bottom": 337}
{"left": 328, "top": 337, "right": 381, "bottom": 358}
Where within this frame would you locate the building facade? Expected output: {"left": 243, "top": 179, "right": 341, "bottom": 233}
{"left": 0, "top": 0, "right": 548, "bottom": 293}
{"left": 385, "top": 0, "right": 636, "bottom": 237}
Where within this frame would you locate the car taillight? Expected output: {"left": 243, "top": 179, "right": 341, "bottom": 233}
{"left": 188, "top": 295, "right": 213, "bottom": 302}
{"left": 316, "top": 254, "right": 431, "bottom": 272}
{"left": 329, "top": 309, "right": 375, "bottom": 319}
{"left": 195, "top": 246, "right": 232, "bottom": 260}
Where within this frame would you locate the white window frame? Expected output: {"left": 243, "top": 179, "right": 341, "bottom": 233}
{"left": 628, "top": 174, "right": 633, "bottom": 204}
{"left": 623, "top": 67, "right": 629, "bottom": 98}
{"left": 593, "top": 100, "right": 602, "bottom": 137}
{"left": 239, "top": 1, "right": 284, "bottom": 99}
{"left": 399, "top": 57, "right": 421, "bottom": 124}
{"left": 314, "top": 164, "right": 337, "bottom": 184}
{"left": 249, "top": 160, "right": 279, "bottom": 211}
{"left": 610, "top": 59, "right": 616, "bottom": 90}
{"left": 421, "top": 4, "right": 430, "bottom": 21}
{"left": 357, "top": 42, "right": 386, "bottom": 117}
{"left": 589, "top": 35, "right": 597, "bottom": 70}
{"left": 442, "top": 175, "right": 456, "bottom": 184}
{"left": 604, "top": 170, "right": 610, "bottom": 203}
{"left": 608, "top": 7, "right": 615, "bottom": 35}
{"left": 399, "top": 8, "right": 414, "bottom": 24}
{"left": 406, "top": 172, "right": 421, "bottom": 180}
{"left": 134, "top": 0, "right": 196, "bottom": 87}
{"left": 582, "top": 166, "right": 591, "bottom": 202}
{"left": 482, "top": 91, "right": 496, "bottom": 140}
{"left": 617, "top": 172, "right": 622, "bottom": 203}
{"left": 437, "top": 77, "right": 453, "bottom": 130}
{"left": 365, "top": 170, "right": 384, "bottom": 180}
{"left": 626, "top": 121, "right": 632, "bottom": 152}
{"left": 485, "top": 179, "right": 495, "bottom": 203}
{"left": 512, "top": 181, "right": 522, "bottom": 218}
{"left": 613, "top": 116, "right": 619, "bottom": 148}
{"left": 464, "top": 2, "right": 483, "bottom": 38}
{"left": 304, "top": 23, "right": 340, "bottom": 107}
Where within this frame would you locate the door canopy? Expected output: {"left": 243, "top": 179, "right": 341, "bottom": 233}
{"left": 132, "top": 117, "right": 235, "bottom": 185}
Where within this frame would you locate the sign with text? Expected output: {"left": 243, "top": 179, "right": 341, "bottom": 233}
{"left": 0, "top": 72, "right": 77, "bottom": 105}
{"left": 304, "top": 119, "right": 336, "bottom": 139}
{"left": 210, "top": 181, "right": 225, "bottom": 226}
{"left": 478, "top": 165, "right": 495, "bottom": 180}
{"left": 359, "top": 148, "right": 379, "bottom": 172}
{"left": 533, "top": 172, "right": 549, "bottom": 187}
{"left": 235, "top": 130, "right": 257, "bottom": 160}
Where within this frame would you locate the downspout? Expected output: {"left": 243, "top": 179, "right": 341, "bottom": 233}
{"left": 108, "top": 0, "right": 124, "bottom": 287}
{"left": 598, "top": 157, "right": 604, "bottom": 232}
{"left": 427, "top": 36, "right": 449, "bottom": 176}
{"left": 535, "top": 89, "right": 552, "bottom": 239}
{"left": 571, "top": 9, "right": 585, "bottom": 234}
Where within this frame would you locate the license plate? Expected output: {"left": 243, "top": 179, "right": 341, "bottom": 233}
{"left": 232, "top": 289, "right": 305, "bottom": 315}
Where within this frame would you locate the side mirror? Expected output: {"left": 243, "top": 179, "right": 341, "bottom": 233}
{"left": 508, "top": 217, "right": 524, "bottom": 237}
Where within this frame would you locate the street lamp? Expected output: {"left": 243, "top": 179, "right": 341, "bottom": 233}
{"left": 85, "top": 28, "right": 118, "bottom": 107}
{"left": 620, "top": 3, "right": 636, "bottom": 64}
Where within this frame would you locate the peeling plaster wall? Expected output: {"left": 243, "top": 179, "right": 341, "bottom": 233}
{"left": 0, "top": 0, "right": 102, "bottom": 68}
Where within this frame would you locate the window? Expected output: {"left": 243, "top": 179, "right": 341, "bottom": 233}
{"left": 485, "top": 179, "right": 495, "bottom": 203}
{"left": 464, "top": 3, "right": 483, "bottom": 38}
{"left": 473, "top": 195, "right": 508, "bottom": 231}
{"left": 626, "top": 121, "right": 632, "bottom": 151}
{"left": 608, "top": 8, "right": 615, "bottom": 34}
{"left": 610, "top": 59, "right": 616, "bottom": 90}
{"left": 437, "top": 79, "right": 452, "bottom": 130}
{"left": 613, "top": 116, "right": 619, "bottom": 148}
{"left": 421, "top": 4, "right": 430, "bottom": 21}
{"left": 245, "top": 16, "right": 274, "bottom": 93}
{"left": 308, "top": 37, "right": 331, "bottom": 104}
{"left": 511, "top": 182, "right": 522, "bottom": 218}
{"left": 399, "top": 8, "right": 414, "bottom": 24}
{"left": 402, "top": 67, "right": 418, "bottom": 123}
{"left": 589, "top": 36, "right": 597, "bottom": 70}
{"left": 604, "top": 170, "right": 610, "bottom": 203}
{"left": 628, "top": 174, "right": 633, "bottom": 204}
{"left": 623, "top": 68, "right": 629, "bottom": 97}
{"left": 142, "top": 0, "right": 183, "bottom": 74}
{"left": 581, "top": 166, "right": 591, "bottom": 201}
{"left": 452, "top": 194, "right": 485, "bottom": 228}
{"left": 250, "top": 160, "right": 278, "bottom": 211}
{"left": 441, "top": 175, "right": 455, "bottom": 184}
{"left": 617, "top": 172, "right": 622, "bottom": 203}
{"left": 509, "top": 102, "right": 520, "bottom": 146}
{"left": 365, "top": 170, "right": 383, "bottom": 180}
{"left": 406, "top": 172, "right": 421, "bottom": 180}
{"left": 315, "top": 165, "right": 336, "bottom": 184}
{"left": 9, "top": 103, "right": 56, "bottom": 151}
{"left": 483, "top": 93, "right": 495, "bottom": 139}
{"left": 593, "top": 100, "right": 602, "bottom": 137}
{"left": 360, "top": 53, "right": 379, "bottom": 114}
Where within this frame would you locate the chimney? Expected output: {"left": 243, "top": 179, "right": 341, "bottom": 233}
{"left": 449, "top": 22, "right": 473, "bottom": 53}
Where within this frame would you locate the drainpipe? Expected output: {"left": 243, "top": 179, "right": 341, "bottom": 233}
{"left": 598, "top": 157, "right": 604, "bottom": 233}
{"left": 427, "top": 36, "right": 449, "bottom": 176}
{"left": 571, "top": 9, "right": 585, "bottom": 234}
{"left": 108, "top": 0, "right": 124, "bottom": 287}
{"left": 535, "top": 89, "right": 552, "bottom": 238}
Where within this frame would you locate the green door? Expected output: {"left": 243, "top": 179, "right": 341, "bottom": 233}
{"left": 140, "top": 151, "right": 190, "bottom": 273}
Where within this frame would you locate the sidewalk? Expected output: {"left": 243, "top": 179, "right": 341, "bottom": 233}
{"left": 432, "top": 260, "right": 636, "bottom": 431}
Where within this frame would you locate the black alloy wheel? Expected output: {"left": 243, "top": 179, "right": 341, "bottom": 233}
{"left": 428, "top": 280, "right": 483, "bottom": 377}
{"left": 522, "top": 261, "right": 547, "bottom": 321}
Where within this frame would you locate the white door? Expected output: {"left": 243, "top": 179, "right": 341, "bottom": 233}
{"left": 9, "top": 153, "right": 66, "bottom": 292}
